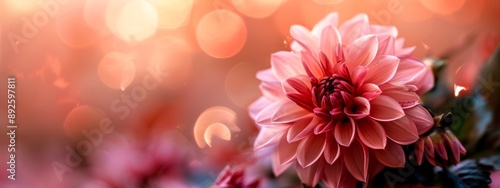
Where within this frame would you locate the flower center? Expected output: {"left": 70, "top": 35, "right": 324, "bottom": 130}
{"left": 311, "top": 73, "right": 354, "bottom": 120}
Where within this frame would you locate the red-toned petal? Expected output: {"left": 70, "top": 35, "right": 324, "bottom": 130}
{"left": 290, "top": 25, "right": 319, "bottom": 56}
{"left": 344, "top": 97, "right": 370, "bottom": 120}
{"left": 443, "top": 131, "right": 460, "bottom": 164}
{"left": 278, "top": 135, "right": 300, "bottom": 165}
{"left": 296, "top": 159, "right": 323, "bottom": 187}
{"left": 297, "top": 134, "right": 327, "bottom": 167}
{"left": 272, "top": 152, "right": 293, "bottom": 176}
{"left": 373, "top": 140, "right": 405, "bottom": 168}
{"left": 287, "top": 115, "right": 315, "bottom": 142}
{"left": 272, "top": 100, "right": 311, "bottom": 123}
{"left": 380, "top": 84, "right": 419, "bottom": 109}
{"left": 351, "top": 66, "right": 368, "bottom": 87}
{"left": 324, "top": 133, "right": 341, "bottom": 164}
{"left": 357, "top": 118, "right": 387, "bottom": 149}
{"left": 345, "top": 35, "right": 378, "bottom": 74}
{"left": 254, "top": 127, "right": 287, "bottom": 149}
{"left": 380, "top": 116, "right": 419, "bottom": 145}
{"left": 323, "top": 160, "right": 344, "bottom": 188}
{"left": 365, "top": 55, "right": 399, "bottom": 85}
{"left": 334, "top": 117, "right": 356, "bottom": 146}
{"left": 415, "top": 139, "right": 425, "bottom": 165}
{"left": 433, "top": 137, "right": 448, "bottom": 160}
{"left": 369, "top": 95, "right": 405, "bottom": 121}
{"left": 405, "top": 105, "right": 434, "bottom": 135}
{"left": 314, "top": 120, "right": 333, "bottom": 135}
{"left": 424, "top": 137, "right": 435, "bottom": 158}
{"left": 301, "top": 51, "right": 324, "bottom": 79}
{"left": 271, "top": 51, "right": 305, "bottom": 81}
{"left": 284, "top": 75, "right": 312, "bottom": 95}
{"left": 343, "top": 139, "right": 369, "bottom": 182}
{"left": 357, "top": 83, "right": 381, "bottom": 101}
{"left": 320, "top": 26, "right": 341, "bottom": 69}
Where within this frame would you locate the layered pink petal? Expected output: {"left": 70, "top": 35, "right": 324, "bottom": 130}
{"left": 324, "top": 160, "right": 344, "bottom": 188}
{"left": 380, "top": 83, "right": 419, "bottom": 109}
{"left": 415, "top": 139, "right": 425, "bottom": 165}
{"left": 334, "top": 117, "right": 356, "bottom": 146}
{"left": 320, "top": 25, "right": 341, "bottom": 67}
{"left": 365, "top": 55, "right": 399, "bottom": 85}
{"left": 287, "top": 115, "right": 315, "bottom": 142}
{"left": 344, "top": 97, "right": 370, "bottom": 119}
{"left": 357, "top": 83, "right": 382, "bottom": 101}
{"left": 290, "top": 25, "right": 319, "bottom": 56}
{"left": 256, "top": 69, "right": 279, "bottom": 83}
{"left": 278, "top": 135, "right": 300, "bottom": 165}
{"left": 357, "top": 118, "right": 387, "bottom": 149}
{"left": 312, "top": 12, "right": 339, "bottom": 36}
{"left": 369, "top": 95, "right": 405, "bottom": 121}
{"left": 369, "top": 25, "right": 398, "bottom": 37}
{"left": 404, "top": 105, "right": 434, "bottom": 135}
{"left": 343, "top": 139, "right": 369, "bottom": 182}
{"left": 376, "top": 35, "right": 396, "bottom": 56}
{"left": 297, "top": 134, "right": 327, "bottom": 167}
{"left": 296, "top": 159, "right": 323, "bottom": 186}
{"left": 373, "top": 140, "right": 405, "bottom": 168}
{"left": 380, "top": 116, "right": 419, "bottom": 145}
{"left": 339, "top": 14, "right": 369, "bottom": 44}
{"left": 345, "top": 35, "right": 378, "bottom": 74}
{"left": 272, "top": 100, "right": 310, "bottom": 123}
{"left": 255, "top": 101, "right": 283, "bottom": 126}
{"left": 248, "top": 97, "right": 271, "bottom": 120}
{"left": 324, "top": 133, "right": 341, "bottom": 164}
{"left": 301, "top": 51, "right": 324, "bottom": 79}
{"left": 260, "top": 81, "right": 284, "bottom": 100}
{"left": 254, "top": 127, "right": 287, "bottom": 149}
{"left": 272, "top": 152, "right": 293, "bottom": 176}
{"left": 391, "top": 58, "right": 434, "bottom": 94}
{"left": 271, "top": 51, "right": 305, "bottom": 81}
{"left": 351, "top": 66, "right": 368, "bottom": 87}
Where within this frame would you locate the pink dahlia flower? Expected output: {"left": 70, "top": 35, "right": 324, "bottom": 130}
{"left": 249, "top": 13, "right": 435, "bottom": 187}
{"left": 213, "top": 166, "right": 261, "bottom": 188}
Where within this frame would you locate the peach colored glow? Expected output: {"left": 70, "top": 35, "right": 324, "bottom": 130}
{"left": 419, "top": 0, "right": 466, "bottom": 15}
{"left": 196, "top": 10, "right": 247, "bottom": 58}
{"left": 97, "top": 52, "right": 136, "bottom": 90}
{"left": 204, "top": 123, "right": 232, "bottom": 147}
{"left": 115, "top": 0, "right": 158, "bottom": 42}
{"left": 84, "top": 0, "right": 110, "bottom": 34}
{"left": 148, "top": 37, "right": 193, "bottom": 91}
{"left": 194, "top": 106, "right": 241, "bottom": 148}
{"left": 231, "top": 0, "right": 284, "bottom": 19}
{"left": 63, "top": 105, "right": 107, "bottom": 139}
{"left": 225, "top": 62, "right": 261, "bottom": 108}
{"left": 57, "top": 4, "right": 98, "bottom": 49}
{"left": 4, "top": 0, "right": 37, "bottom": 13}
{"left": 148, "top": 0, "right": 194, "bottom": 29}
{"left": 312, "top": 0, "right": 344, "bottom": 5}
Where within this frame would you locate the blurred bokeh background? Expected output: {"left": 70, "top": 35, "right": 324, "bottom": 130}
{"left": 0, "top": 0, "right": 499, "bottom": 187}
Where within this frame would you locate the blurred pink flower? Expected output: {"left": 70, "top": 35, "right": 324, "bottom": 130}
{"left": 87, "top": 133, "right": 194, "bottom": 188}
{"left": 249, "top": 13, "right": 435, "bottom": 187}
{"left": 213, "top": 166, "right": 261, "bottom": 188}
